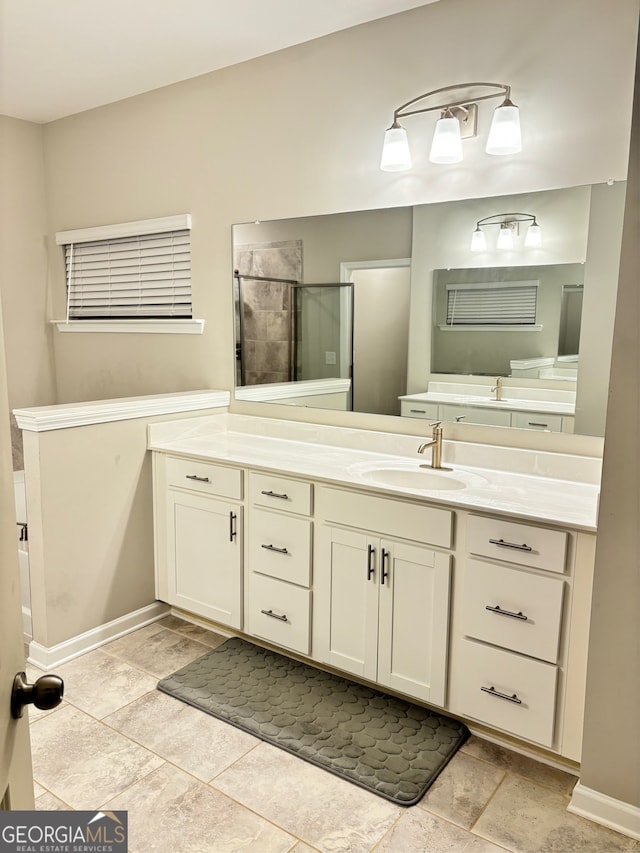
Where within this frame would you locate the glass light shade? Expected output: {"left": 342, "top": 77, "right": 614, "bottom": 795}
{"left": 380, "top": 125, "right": 412, "bottom": 171}
{"left": 496, "top": 225, "right": 514, "bottom": 249}
{"left": 525, "top": 222, "right": 542, "bottom": 247}
{"left": 429, "top": 116, "right": 463, "bottom": 164}
{"left": 470, "top": 227, "right": 487, "bottom": 252}
{"left": 485, "top": 101, "right": 522, "bottom": 155}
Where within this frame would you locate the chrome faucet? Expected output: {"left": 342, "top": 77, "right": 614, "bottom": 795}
{"left": 418, "top": 421, "right": 447, "bottom": 469}
{"left": 491, "top": 376, "right": 503, "bottom": 401}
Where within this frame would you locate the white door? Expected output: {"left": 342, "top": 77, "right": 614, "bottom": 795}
{"left": 377, "top": 542, "right": 451, "bottom": 706}
{"left": 167, "top": 490, "right": 243, "bottom": 629}
{"left": 351, "top": 266, "right": 411, "bottom": 416}
{"left": 0, "top": 308, "right": 34, "bottom": 808}
{"left": 317, "top": 526, "right": 379, "bottom": 680}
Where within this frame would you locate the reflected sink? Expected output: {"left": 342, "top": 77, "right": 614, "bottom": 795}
{"left": 362, "top": 467, "right": 467, "bottom": 490}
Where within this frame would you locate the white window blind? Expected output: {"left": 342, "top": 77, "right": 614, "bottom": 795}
{"left": 58, "top": 215, "right": 192, "bottom": 320}
{"left": 446, "top": 280, "right": 538, "bottom": 326}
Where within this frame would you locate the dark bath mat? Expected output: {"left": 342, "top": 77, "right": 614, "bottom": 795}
{"left": 157, "top": 636, "right": 468, "bottom": 805}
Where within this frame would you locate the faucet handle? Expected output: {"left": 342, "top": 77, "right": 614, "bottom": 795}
{"left": 429, "top": 421, "right": 441, "bottom": 428}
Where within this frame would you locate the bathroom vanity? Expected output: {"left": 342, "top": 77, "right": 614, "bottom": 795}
{"left": 149, "top": 412, "right": 599, "bottom": 765}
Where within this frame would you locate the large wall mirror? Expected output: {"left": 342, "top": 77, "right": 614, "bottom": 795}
{"left": 232, "top": 182, "right": 625, "bottom": 438}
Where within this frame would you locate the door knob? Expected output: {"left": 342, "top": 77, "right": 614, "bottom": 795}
{"left": 11, "top": 671, "right": 64, "bottom": 719}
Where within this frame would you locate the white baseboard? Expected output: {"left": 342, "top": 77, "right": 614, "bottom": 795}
{"left": 27, "top": 601, "right": 170, "bottom": 670}
{"left": 568, "top": 782, "right": 640, "bottom": 840}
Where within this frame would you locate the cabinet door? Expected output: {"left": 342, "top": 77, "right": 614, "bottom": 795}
{"left": 166, "top": 489, "right": 242, "bottom": 629}
{"left": 377, "top": 541, "right": 451, "bottom": 706}
{"left": 316, "top": 526, "right": 379, "bottom": 681}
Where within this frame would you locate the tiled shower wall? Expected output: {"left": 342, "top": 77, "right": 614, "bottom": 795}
{"left": 234, "top": 241, "right": 302, "bottom": 386}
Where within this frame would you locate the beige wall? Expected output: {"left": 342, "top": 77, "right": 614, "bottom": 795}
{"left": 41, "top": 0, "right": 638, "bottom": 407}
{"left": 0, "top": 117, "right": 57, "bottom": 466}
{"left": 580, "top": 31, "right": 640, "bottom": 809}
{"left": 24, "top": 407, "right": 224, "bottom": 649}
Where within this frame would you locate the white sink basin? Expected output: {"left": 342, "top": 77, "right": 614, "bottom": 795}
{"left": 348, "top": 460, "right": 487, "bottom": 492}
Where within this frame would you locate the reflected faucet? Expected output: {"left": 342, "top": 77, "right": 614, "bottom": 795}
{"left": 418, "top": 422, "right": 450, "bottom": 470}
{"left": 491, "top": 376, "right": 503, "bottom": 401}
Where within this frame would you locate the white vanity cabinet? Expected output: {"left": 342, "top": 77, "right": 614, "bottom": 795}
{"left": 448, "top": 513, "right": 574, "bottom": 750}
{"left": 150, "top": 419, "right": 596, "bottom": 763}
{"left": 400, "top": 399, "right": 574, "bottom": 432}
{"left": 245, "top": 472, "right": 313, "bottom": 655}
{"left": 153, "top": 454, "right": 244, "bottom": 629}
{"left": 314, "top": 486, "right": 452, "bottom": 706}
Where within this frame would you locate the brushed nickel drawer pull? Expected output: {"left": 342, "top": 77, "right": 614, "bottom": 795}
{"left": 481, "top": 685, "right": 522, "bottom": 705}
{"left": 186, "top": 474, "right": 210, "bottom": 483}
{"left": 409, "top": 408, "right": 427, "bottom": 414}
{"left": 485, "top": 604, "right": 528, "bottom": 621}
{"left": 489, "top": 538, "right": 533, "bottom": 552}
{"left": 260, "top": 609, "right": 288, "bottom": 622}
{"left": 261, "top": 489, "right": 289, "bottom": 500}
{"left": 261, "top": 544, "right": 289, "bottom": 555}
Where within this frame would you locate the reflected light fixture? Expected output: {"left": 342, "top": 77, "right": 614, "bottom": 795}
{"left": 380, "top": 82, "right": 521, "bottom": 171}
{"left": 470, "top": 213, "right": 542, "bottom": 251}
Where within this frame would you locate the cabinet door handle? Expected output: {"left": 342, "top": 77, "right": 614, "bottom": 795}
{"left": 186, "top": 474, "right": 210, "bottom": 483}
{"left": 260, "top": 489, "right": 289, "bottom": 500}
{"left": 229, "top": 512, "right": 237, "bottom": 542}
{"left": 481, "top": 685, "right": 522, "bottom": 705}
{"left": 409, "top": 408, "right": 427, "bottom": 414}
{"left": 367, "top": 544, "right": 375, "bottom": 581}
{"left": 260, "top": 608, "right": 288, "bottom": 622}
{"left": 381, "top": 548, "right": 390, "bottom": 585}
{"left": 527, "top": 422, "right": 549, "bottom": 428}
{"left": 488, "top": 538, "right": 533, "bottom": 553}
{"left": 485, "top": 604, "right": 528, "bottom": 621}
{"left": 261, "top": 544, "right": 289, "bottom": 555}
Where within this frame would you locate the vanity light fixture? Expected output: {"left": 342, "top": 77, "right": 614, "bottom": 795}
{"left": 380, "top": 81, "right": 521, "bottom": 171}
{"left": 470, "top": 213, "right": 542, "bottom": 252}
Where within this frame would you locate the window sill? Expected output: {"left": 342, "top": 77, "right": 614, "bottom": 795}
{"left": 438, "top": 324, "right": 543, "bottom": 332}
{"left": 52, "top": 319, "right": 205, "bottom": 334}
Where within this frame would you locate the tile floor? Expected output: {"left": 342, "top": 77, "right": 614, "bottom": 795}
{"left": 27, "top": 616, "right": 640, "bottom": 853}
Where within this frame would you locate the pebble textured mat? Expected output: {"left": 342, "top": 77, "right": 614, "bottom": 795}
{"left": 157, "top": 637, "right": 468, "bottom": 805}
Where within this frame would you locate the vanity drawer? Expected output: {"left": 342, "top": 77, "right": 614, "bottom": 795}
{"left": 449, "top": 639, "right": 558, "bottom": 747}
{"left": 249, "top": 508, "right": 312, "bottom": 586}
{"left": 401, "top": 401, "right": 439, "bottom": 419}
{"left": 247, "top": 573, "right": 311, "bottom": 654}
{"left": 461, "top": 560, "right": 565, "bottom": 663}
{"left": 165, "top": 456, "right": 242, "bottom": 500}
{"left": 467, "top": 515, "right": 567, "bottom": 574}
{"left": 316, "top": 486, "right": 452, "bottom": 549}
{"left": 511, "top": 412, "right": 564, "bottom": 432}
{"left": 249, "top": 472, "right": 312, "bottom": 516}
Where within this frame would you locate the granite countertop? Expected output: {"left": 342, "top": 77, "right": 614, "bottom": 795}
{"left": 148, "top": 414, "right": 599, "bottom": 531}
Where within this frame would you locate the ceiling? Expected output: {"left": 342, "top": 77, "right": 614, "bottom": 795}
{"left": 0, "top": 0, "right": 438, "bottom": 124}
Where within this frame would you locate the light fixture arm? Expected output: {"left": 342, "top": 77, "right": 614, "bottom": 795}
{"left": 475, "top": 212, "right": 537, "bottom": 228}
{"left": 390, "top": 82, "right": 512, "bottom": 124}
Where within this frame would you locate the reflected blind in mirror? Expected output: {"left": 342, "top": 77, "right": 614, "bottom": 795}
{"left": 445, "top": 280, "right": 538, "bottom": 326}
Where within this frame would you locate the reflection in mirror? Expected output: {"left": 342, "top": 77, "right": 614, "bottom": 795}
{"left": 232, "top": 183, "right": 625, "bottom": 437}
{"left": 431, "top": 264, "right": 584, "bottom": 376}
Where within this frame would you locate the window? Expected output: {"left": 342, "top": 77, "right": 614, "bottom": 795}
{"left": 445, "top": 280, "right": 539, "bottom": 327}
{"left": 55, "top": 214, "right": 203, "bottom": 333}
